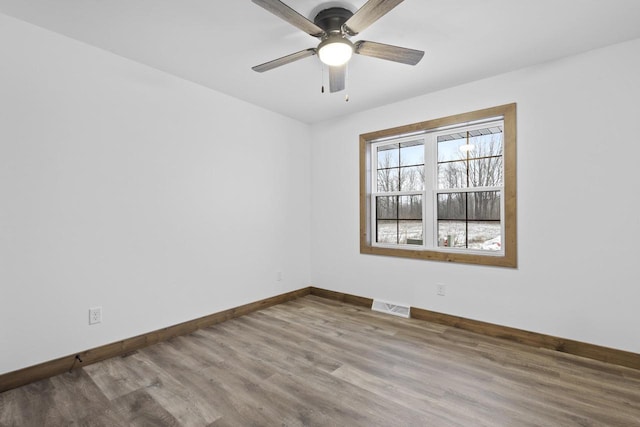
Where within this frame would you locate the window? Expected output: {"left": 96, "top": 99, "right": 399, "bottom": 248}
{"left": 360, "top": 104, "right": 517, "bottom": 267}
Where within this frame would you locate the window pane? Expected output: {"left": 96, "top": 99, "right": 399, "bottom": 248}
{"left": 437, "top": 220, "right": 501, "bottom": 250}
{"left": 468, "top": 158, "right": 503, "bottom": 187}
{"left": 400, "top": 141, "right": 424, "bottom": 166}
{"left": 399, "top": 221, "right": 423, "bottom": 245}
{"left": 438, "top": 138, "right": 467, "bottom": 162}
{"left": 377, "top": 168, "right": 399, "bottom": 192}
{"left": 437, "top": 220, "right": 464, "bottom": 248}
{"left": 467, "top": 191, "right": 501, "bottom": 221}
{"left": 437, "top": 193, "right": 466, "bottom": 220}
{"left": 377, "top": 145, "right": 399, "bottom": 168}
{"left": 376, "top": 220, "right": 397, "bottom": 244}
{"left": 467, "top": 133, "right": 503, "bottom": 159}
{"left": 400, "top": 166, "right": 424, "bottom": 191}
{"left": 438, "top": 127, "right": 503, "bottom": 161}
{"left": 468, "top": 221, "right": 501, "bottom": 251}
{"left": 438, "top": 161, "right": 466, "bottom": 189}
{"left": 399, "top": 195, "right": 422, "bottom": 220}
{"left": 376, "top": 196, "right": 397, "bottom": 220}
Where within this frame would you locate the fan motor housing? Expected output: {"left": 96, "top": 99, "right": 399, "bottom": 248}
{"left": 314, "top": 7, "right": 353, "bottom": 34}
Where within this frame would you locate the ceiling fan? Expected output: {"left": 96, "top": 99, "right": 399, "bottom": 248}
{"left": 251, "top": 0, "right": 425, "bottom": 93}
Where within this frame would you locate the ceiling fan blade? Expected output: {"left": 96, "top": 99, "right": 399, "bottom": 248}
{"left": 252, "top": 0, "right": 326, "bottom": 37}
{"left": 355, "top": 40, "right": 424, "bottom": 65}
{"left": 343, "top": 0, "right": 404, "bottom": 36}
{"left": 329, "top": 65, "right": 346, "bottom": 93}
{"left": 252, "top": 48, "right": 317, "bottom": 72}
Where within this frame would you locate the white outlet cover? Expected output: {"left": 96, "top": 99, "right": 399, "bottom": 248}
{"left": 89, "top": 307, "right": 102, "bottom": 325}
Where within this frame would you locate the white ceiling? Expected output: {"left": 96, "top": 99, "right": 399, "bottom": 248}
{"left": 1, "top": 0, "right": 640, "bottom": 124}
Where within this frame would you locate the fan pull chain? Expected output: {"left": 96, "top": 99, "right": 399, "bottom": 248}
{"left": 321, "top": 63, "right": 325, "bottom": 93}
{"left": 345, "top": 65, "right": 349, "bottom": 102}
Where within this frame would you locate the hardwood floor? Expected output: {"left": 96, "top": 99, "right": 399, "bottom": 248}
{"left": 1, "top": 295, "right": 639, "bottom": 426}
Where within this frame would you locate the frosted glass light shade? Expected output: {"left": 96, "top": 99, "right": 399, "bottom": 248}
{"left": 318, "top": 37, "right": 353, "bottom": 66}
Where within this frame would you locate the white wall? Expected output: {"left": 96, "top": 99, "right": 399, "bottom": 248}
{"left": 310, "top": 38, "right": 640, "bottom": 354}
{"left": 0, "top": 14, "right": 311, "bottom": 374}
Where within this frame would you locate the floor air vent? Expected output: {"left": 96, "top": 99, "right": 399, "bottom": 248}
{"left": 371, "top": 299, "right": 410, "bottom": 318}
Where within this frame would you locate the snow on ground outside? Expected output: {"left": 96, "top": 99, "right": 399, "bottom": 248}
{"left": 377, "top": 221, "right": 501, "bottom": 251}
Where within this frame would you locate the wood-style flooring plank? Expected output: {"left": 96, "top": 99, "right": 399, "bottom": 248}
{"left": 132, "top": 350, "right": 222, "bottom": 425}
{"left": 110, "top": 389, "right": 180, "bottom": 426}
{"left": 83, "top": 353, "right": 155, "bottom": 401}
{"left": 47, "top": 369, "right": 111, "bottom": 421}
{"left": 0, "top": 379, "right": 68, "bottom": 426}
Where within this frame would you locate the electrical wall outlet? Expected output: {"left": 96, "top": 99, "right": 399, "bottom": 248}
{"left": 436, "top": 283, "right": 446, "bottom": 296}
{"left": 89, "top": 307, "right": 102, "bottom": 325}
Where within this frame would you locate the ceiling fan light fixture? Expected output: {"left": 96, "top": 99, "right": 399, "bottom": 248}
{"left": 318, "top": 36, "right": 354, "bottom": 66}
{"left": 251, "top": 1, "right": 425, "bottom": 93}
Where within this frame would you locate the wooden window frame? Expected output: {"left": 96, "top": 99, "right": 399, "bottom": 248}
{"left": 359, "top": 104, "right": 517, "bottom": 268}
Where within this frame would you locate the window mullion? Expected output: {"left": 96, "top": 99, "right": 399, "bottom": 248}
{"left": 424, "top": 134, "right": 437, "bottom": 249}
